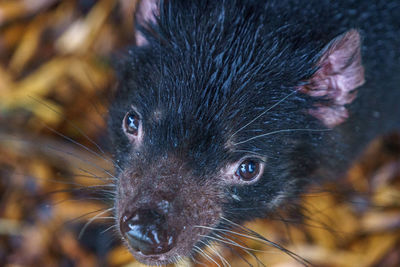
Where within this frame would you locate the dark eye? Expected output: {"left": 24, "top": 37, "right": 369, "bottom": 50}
{"left": 235, "top": 159, "right": 260, "bottom": 181}
{"left": 124, "top": 111, "right": 140, "bottom": 136}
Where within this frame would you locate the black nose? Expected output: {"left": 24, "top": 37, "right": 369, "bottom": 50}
{"left": 120, "top": 209, "right": 176, "bottom": 255}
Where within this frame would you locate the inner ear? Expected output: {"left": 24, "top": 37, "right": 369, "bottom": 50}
{"left": 299, "top": 29, "right": 365, "bottom": 128}
{"left": 134, "top": 0, "right": 161, "bottom": 46}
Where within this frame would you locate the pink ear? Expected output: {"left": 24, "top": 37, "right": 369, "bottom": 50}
{"left": 134, "top": 0, "right": 160, "bottom": 46}
{"left": 299, "top": 29, "right": 365, "bottom": 128}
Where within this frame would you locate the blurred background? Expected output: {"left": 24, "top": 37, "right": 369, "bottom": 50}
{"left": 0, "top": 0, "right": 399, "bottom": 266}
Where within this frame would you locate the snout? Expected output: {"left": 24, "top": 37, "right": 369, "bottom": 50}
{"left": 120, "top": 208, "right": 177, "bottom": 255}
{"left": 116, "top": 158, "right": 223, "bottom": 265}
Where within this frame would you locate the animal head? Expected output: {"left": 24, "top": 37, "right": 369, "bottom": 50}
{"left": 108, "top": 0, "right": 364, "bottom": 265}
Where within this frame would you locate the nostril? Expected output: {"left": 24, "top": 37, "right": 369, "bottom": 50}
{"left": 120, "top": 209, "right": 176, "bottom": 255}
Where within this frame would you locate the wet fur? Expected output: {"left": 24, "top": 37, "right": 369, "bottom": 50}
{"left": 108, "top": 0, "right": 400, "bottom": 265}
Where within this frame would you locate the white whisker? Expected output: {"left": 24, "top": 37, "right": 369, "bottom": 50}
{"left": 199, "top": 240, "right": 231, "bottom": 267}
{"left": 193, "top": 245, "right": 221, "bottom": 267}
{"left": 233, "top": 128, "right": 331, "bottom": 146}
{"left": 101, "top": 224, "right": 118, "bottom": 235}
{"left": 78, "top": 207, "right": 114, "bottom": 239}
{"left": 230, "top": 90, "right": 298, "bottom": 139}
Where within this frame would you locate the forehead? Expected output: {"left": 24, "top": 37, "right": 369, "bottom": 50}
{"left": 119, "top": 97, "right": 230, "bottom": 176}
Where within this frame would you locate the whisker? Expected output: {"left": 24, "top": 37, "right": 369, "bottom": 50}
{"left": 230, "top": 90, "right": 298, "bottom": 138}
{"left": 42, "top": 123, "right": 122, "bottom": 172}
{"left": 233, "top": 150, "right": 266, "bottom": 158}
{"left": 101, "top": 224, "right": 118, "bottom": 235}
{"left": 81, "top": 66, "right": 113, "bottom": 123}
{"left": 220, "top": 217, "right": 312, "bottom": 266}
{"left": 190, "top": 255, "right": 208, "bottom": 267}
{"left": 28, "top": 95, "right": 107, "bottom": 155}
{"left": 225, "top": 245, "right": 255, "bottom": 267}
{"left": 201, "top": 230, "right": 266, "bottom": 267}
{"left": 76, "top": 167, "right": 117, "bottom": 183}
{"left": 232, "top": 212, "right": 332, "bottom": 231}
{"left": 65, "top": 207, "right": 114, "bottom": 225}
{"left": 0, "top": 168, "right": 113, "bottom": 189}
{"left": 39, "top": 176, "right": 116, "bottom": 189}
{"left": 64, "top": 172, "right": 113, "bottom": 182}
{"left": 0, "top": 136, "right": 117, "bottom": 182}
{"left": 42, "top": 144, "right": 117, "bottom": 181}
{"left": 48, "top": 187, "right": 116, "bottom": 201}
{"left": 43, "top": 186, "right": 116, "bottom": 197}
{"left": 193, "top": 245, "right": 221, "bottom": 267}
{"left": 200, "top": 234, "right": 263, "bottom": 253}
{"left": 78, "top": 207, "right": 114, "bottom": 239}
{"left": 221, "top": 236, "right": 265, "bottom": 267}
{"left": 200, "top": 239, "right": 231, "bottom": 267}
{"left": 210, "top": 231, "right": 263, "bottom": 267}
{"left": 233, "top": 128, "right": 331, "bottom": 146}
{"left": 197, "top": 224, "right": 310, "bottom": 266}
{"left": 51, "top": 196, "right": 114, "bottom": 207}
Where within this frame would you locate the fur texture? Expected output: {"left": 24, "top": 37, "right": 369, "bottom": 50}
{"left": 108, "top": 0, "right": 400, "bottom": 265}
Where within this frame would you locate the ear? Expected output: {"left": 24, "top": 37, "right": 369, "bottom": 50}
{"left": 134, "top": 0, "right": 161, "bottom": 46}
{"left": 299, "top": 29, "right": 365, "bottom": 128}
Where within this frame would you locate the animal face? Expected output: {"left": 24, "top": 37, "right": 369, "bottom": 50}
{"left": 108, "top": 0, "right": 365, "bottom": 265}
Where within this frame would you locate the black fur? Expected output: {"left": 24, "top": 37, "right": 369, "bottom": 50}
{"left": 108, "top": 0, "right": 400, "bottom": 264}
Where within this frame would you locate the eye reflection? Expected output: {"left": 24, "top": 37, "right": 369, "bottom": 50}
{"left": 124, "top": 112, "right": 140, "bottom": 136}
{"left": 236, "top": 159, "right": 260, "bottom": 181}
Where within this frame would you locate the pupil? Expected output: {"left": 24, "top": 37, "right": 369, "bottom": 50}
{"left": 236, "top": 159, "right": 260, "bottom": 181}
